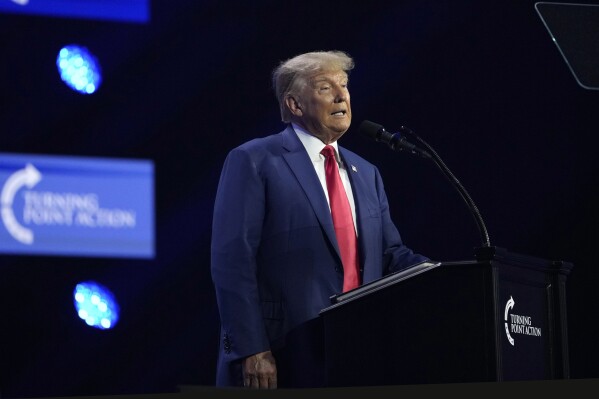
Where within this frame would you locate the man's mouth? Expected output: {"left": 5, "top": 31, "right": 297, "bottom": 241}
{"left": 331, "top": 110, "right": 347, "bottom": 116}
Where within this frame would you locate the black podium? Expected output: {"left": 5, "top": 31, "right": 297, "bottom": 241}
{"left": 319, "top": 246, "right": 573, "bottom": 387}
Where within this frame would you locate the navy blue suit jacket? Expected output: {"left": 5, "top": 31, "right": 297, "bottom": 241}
{"left": 211, "top": 126, "right": 427, "bottom": 387}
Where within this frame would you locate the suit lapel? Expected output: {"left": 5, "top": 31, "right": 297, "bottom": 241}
{"left": 280, "top": 127, "right": 341, "bottom": 260}
{"left": 339, "top": 148, "right": 372, "bottom": 269}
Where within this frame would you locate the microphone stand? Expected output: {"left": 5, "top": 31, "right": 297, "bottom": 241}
{"left": 396, "top": 126, "right": 492, "bottom": 248}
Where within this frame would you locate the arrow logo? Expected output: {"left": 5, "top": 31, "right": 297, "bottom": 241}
{"left": 504, "top": 295, "right": 515, "bottom": 346}
{"left": 1, "top": 163, "right": 42, "bottom": 244}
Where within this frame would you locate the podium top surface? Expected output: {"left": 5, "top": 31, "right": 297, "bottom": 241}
{"left": 474, "top": 246, "right": 574, "bottom": 274}
{"left": 320, "top": 247, "right": 574, "bottom": 315}
{"left": 325, "top": 260, "right": 443, "bottom": 307}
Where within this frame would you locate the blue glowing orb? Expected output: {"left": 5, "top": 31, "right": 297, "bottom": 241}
{"left": 73, "top": 281, "right": 119, "bottom": 330}
{"left": 56, "top": 45, "right": 102, "bottom": 94}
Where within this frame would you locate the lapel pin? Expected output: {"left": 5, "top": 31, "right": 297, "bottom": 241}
{"left": 351, "top": 165, "right": 357, "bottom": 172}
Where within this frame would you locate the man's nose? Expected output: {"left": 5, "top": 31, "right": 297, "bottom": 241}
{"left": 334, "top": 88, "right": 347, "bottom": 102}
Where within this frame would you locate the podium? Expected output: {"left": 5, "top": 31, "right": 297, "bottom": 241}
{"left": 319, "top": 246, "right": 573, "bottom": 386}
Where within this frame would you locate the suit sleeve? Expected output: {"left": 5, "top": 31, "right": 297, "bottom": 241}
{"left": 374, "top": 166, "right": 430, "bottom": 273}
{"left": 211, "top": 147, "right": 271, "bottom": 361}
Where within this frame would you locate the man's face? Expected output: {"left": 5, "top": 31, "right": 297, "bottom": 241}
{"left": 293, "top": 69, "right": 351, "bottom": 144}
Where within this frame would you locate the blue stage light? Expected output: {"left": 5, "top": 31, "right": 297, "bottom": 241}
{"left": 56, "top": 45, "right": 102, "bottom": 94}
{"left": 73, "top": 281, "right": 119, "bottom": 330}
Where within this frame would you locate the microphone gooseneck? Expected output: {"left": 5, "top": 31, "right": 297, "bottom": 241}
{"left": 359, "top": 120, "right": 491, "bottom": 248}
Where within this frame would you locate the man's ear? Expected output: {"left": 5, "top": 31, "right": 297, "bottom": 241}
{"left": 285, "top": 95, "right": 303, "bottom": 116}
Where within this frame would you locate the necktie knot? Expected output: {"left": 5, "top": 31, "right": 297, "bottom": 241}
{"left": 321, "top": 145, "right": 335, "bottom": 160}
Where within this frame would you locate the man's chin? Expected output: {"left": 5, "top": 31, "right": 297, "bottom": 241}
{"left": 328, "top": 120, "right": 351, "bottom": 132}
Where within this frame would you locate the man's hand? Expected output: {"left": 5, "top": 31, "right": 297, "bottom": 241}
{"left": 242, "top": 350, "right": 277, "bottom": 389}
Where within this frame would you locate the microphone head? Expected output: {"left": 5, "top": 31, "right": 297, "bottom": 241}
{"left": 359, "top": 120, "right": 385, "bottom": 139}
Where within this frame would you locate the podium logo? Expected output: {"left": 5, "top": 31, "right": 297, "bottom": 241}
{"left": 503, "top": 295, "right": 542, "bottom": 346}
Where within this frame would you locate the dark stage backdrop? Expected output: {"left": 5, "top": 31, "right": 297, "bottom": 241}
{"left": 1, "top": 0, "right": 597, "bottom": 397}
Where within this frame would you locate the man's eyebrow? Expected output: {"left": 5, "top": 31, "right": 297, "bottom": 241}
{"left": 311, "top": 77, "right": 331, "bottom": 84}
{"left": 311, "top": 76, "right": 349, "bottom": 85}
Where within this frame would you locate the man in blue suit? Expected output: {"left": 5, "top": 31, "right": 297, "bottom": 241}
{"left": 211, "top": 50, "right": 428, "bottom": 389}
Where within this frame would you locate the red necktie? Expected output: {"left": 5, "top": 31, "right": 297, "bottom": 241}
{"left": 320, "top": 145, "right": 360, "bottom": 292}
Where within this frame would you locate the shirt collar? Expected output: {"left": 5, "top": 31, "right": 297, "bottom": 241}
{"left": 291, "top": 123, "right": 340, "bottom": 163}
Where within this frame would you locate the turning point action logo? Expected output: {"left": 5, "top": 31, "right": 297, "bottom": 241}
{"left": 503, "top": 295, "right": 542, "bottom": 346}
{"left": 1, "top": 163, "right": 136, "bottom": 245}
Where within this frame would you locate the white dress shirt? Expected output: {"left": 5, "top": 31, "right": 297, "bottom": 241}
{"left": 292, "top": 123, "right": 358, "bottom": 235}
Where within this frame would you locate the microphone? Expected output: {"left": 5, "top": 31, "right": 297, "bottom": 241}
{"left": 359, "top": 120, "right": 431, "bottom": 159}
{"left": 359, "top": 119, "right": 491, "bottom": 248}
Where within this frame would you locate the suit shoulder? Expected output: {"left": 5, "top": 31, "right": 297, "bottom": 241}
{"left": 230, "top": 130, "right": 284, "bottom": 155}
